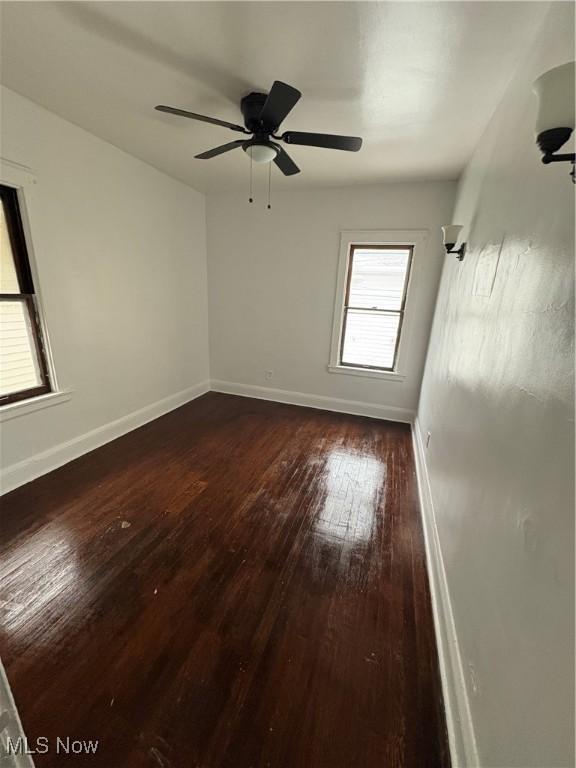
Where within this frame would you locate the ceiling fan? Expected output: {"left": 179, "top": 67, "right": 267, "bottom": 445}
{"left": 155, "top": 80, "right": 363, "bottom": 176}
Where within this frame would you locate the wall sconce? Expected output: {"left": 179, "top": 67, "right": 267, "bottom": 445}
{"left": 442, "top": 225, "right": 466, "bottom": 261}
{"left": 533, "top": 61, "right": 575, "bottom": 183}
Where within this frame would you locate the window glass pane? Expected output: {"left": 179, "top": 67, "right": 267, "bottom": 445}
{"left": 0, "top": 202, "right": 20, "bottom": 293}
{"left": 0, "top": 301, "right": 43, "bottom": 397}
{"left": 348, "top": 248, "right": 410, "bottom": 311}
{"left": 341, "top": 310, "right": 400, "bottom": 370}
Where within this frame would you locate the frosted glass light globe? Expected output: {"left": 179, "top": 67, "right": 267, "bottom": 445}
{"left": 246, "top": 143, "right": 277, "bottom": 163}
{"left": 533, "top": 62, "right": 575, "bottom": 135}
{"left": 442, "top": 224, "right": 463, "bottom": 246}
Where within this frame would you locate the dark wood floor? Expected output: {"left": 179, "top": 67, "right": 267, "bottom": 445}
{"left": 0, "top": 393, "right": 449, "bottom": 768}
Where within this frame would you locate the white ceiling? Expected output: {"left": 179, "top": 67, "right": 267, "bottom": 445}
{"left": 1, "top": 1, "right": 549, "bottom": 192}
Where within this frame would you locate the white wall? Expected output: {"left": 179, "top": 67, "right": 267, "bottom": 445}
{"left": 417, "top": 4, "right": 574, "bottom": 766}
{"left": 0, "top": 86, "right": 209, "bottom": 488}
{"left": 207, "top": 182, "right": 455, "bottom": 419}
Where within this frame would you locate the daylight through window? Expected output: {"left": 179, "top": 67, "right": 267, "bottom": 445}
{"left": 339, "top": 244, "right": 413, "bottom": 371}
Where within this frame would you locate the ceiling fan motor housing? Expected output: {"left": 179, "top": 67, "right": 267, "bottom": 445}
{"left": 241, "top": 92, "right": 271, "bottom": 132}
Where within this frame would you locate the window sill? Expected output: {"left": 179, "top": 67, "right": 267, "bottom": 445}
{"left": 327, "top": 365, "right": 406, "bottom": 382}
{"left": 0, "top": 389, "right": 72, "bottom": 422}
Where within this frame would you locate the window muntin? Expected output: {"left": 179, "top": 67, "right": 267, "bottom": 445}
{"left": 0, "top": 184, "right": 51, "bottom": 404}
{"left": 339, "top": 244, "right": 413, "bottom": 372}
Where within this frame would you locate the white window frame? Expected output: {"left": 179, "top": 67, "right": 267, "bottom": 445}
{"left": 328, "top": 229, "right": 428, "bottom": 381}
{"left": 0, "top": 157, "right": 71, "bottom": 421}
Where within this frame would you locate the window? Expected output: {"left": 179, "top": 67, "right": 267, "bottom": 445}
{"left": 0, "top": 184, "right": 51, "bottom": 404}
{"left": 338, "top": 244, "right": 413, "bottom": 372}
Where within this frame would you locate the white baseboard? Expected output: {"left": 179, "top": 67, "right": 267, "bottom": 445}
{"left": 412, "top": 417, "right": 479, "bottom": 768}
{"left": 0, "top": 380, "right": 210, "bottom": 495}
{"left": 210, "top": 379, "right": 415, "bottom": 424}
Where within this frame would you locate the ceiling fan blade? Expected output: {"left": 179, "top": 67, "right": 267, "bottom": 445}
{"left": 258, "top": 81, "right": 302, "bottom": 130}
{"left": 273, "top": 146, "right": 300, "bottom": 176}
{"left": 282, "top": 131, "right": 362, "bottom": 152}
{"left": 155, "top": 105, "right": 246, "bottom": 133}
{"left": 195, "top": 140, "right": 245, "bottom": 159}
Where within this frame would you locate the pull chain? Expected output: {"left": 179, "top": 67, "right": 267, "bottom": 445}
{"left": 249, "top": 155, "right": 254, "bottom": 203}
{"left": 267, "top": 162, "right": 272, "bottom": 210}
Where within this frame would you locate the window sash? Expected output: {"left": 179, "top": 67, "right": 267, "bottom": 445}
{"left": 339, "top": 244, "right": 413, "bottom": 372}
{"left": 0, "top": 186, "right": 35, "bottom": 294}
{"left": 0, "top": 184, "right": 51, "bottom": 405}
{"left": 0, "top": 295, "right": 51, "bottom": 404}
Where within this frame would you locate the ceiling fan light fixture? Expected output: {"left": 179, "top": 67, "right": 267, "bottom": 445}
{"left": 245, "top": 142, "right": 278, "bottom": 163}
{"left": 245, "top": 142, "right": 278, "bottom": 164}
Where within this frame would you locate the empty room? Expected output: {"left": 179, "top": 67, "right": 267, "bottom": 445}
{"left": 0, "top": 2, "right": 574, "bottom": 767}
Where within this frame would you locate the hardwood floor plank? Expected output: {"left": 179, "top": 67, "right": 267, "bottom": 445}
{"left": 0, "top": 393, "right": 449, "bottom": 767}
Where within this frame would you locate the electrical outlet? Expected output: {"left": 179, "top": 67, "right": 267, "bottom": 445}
{"left": 426, "top": 431, "right": 432, "bottom": 448}
{"left": 265, "top": 370, "right": 273, "bottom": 381}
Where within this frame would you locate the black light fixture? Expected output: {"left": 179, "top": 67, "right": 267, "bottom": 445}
{"left": 533, "top": 62, "right": 575, "bottom": 183}
{"left": 442, "top": 225, "right": 466, "bottom": 261}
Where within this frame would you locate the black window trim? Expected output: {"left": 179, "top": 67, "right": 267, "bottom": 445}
{"left": 339, "top": 243, "right": 414, "bottom": 373}
{"left": 0, "top": 184, "right": 52, "bottom": 405}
